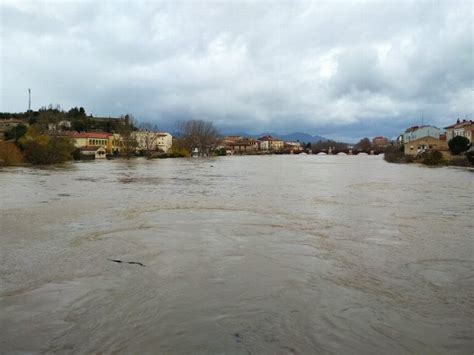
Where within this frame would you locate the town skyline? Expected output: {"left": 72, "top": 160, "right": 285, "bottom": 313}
{"left": 2, "top": 100, "right": 469, "bottom": 144}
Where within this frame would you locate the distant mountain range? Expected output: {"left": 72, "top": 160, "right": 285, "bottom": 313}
{"left": 227, "top": 132, "right": 327, "bottom": 142}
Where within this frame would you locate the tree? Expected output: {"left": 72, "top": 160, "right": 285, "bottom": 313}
{"left": 136, "top": 122, "right": 161, "bottom": 157}
{"left": 421, "top": 150, "right": 444, "bottom": 166}
{"left": 175, "top": 119, "right": 220, "bottom": 156}
{"left": 355, "top": 137, "right": 371, "bottom": 151}
{"left": 311, "top": 140, "right": 348, "bottom": 151}
{"left": 118, "top": 114, "right": 138, "bottom": 158}
{"left": 4, "top": 124, "right": 27, "bottom": 142}
{"left": 384, "top": 145, "right": 405, "bottom": 163}
{"left": 19, "top": 126, "right": 75, "bottom": 165}
{"left": 448, "top": 136, "right": 471, "bottom": 155}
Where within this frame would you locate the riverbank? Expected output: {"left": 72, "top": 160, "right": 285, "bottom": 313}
{"left": 384, "top": 145, "right": 473, "bottom": 167}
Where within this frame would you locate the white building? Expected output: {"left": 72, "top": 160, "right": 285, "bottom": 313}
{"left": 284, "top": 141, "right": 302, "bottom": 151}
{"left": 133, "top": 131, "right": 173, "bottom": 153}
{"left": 402, "top": 125, "right": 440, "bottom": 144}
{"left": 258, "top": 140, "right": 269, "bottom": 151}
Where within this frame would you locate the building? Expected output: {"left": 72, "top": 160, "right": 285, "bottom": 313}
{"left": 404, "top": 136, "right": 448, "bottom": 156}
{"left": 79, "top": 146, "right": 107, "bottom": 159}
{"left": 70, "top": 132, "right": 111, "bottom": 150}
{"left": 132, "top": 131, "right": 173, "bottom": 153}
{"left": 257, "top": 140, "right": 269, "bottom": 151}
{"left": 284, "top": 141, "right": 302, "bottom": 152}
{"left": 403, "top": 125, "right": 440, "bottom": 144}
{"left": 56, "top": 131, "right": 119, "bottom": 155}
{"left": 372, "top": 136, "right": 390, "bottom": 150}
{"left": 226, "top": 138, "right": 258, "bottom": 154}
{"left": 221, "top": 136, "right": 259, "bottom": 154}
{"left": 444, "top": 119, "right": 474, "bottom": 143}
{"left": 258, "top": 135, "right": 284, "bottom": 151}
{"left": 47, "top": 120, "right": 72, "bottom": 132}
{"left": 0, "top": 119, "right": 28, "bottom": 140}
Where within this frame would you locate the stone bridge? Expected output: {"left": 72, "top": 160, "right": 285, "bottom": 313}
{"left": 308, "top": 148, "right": 382, "bottom": 155}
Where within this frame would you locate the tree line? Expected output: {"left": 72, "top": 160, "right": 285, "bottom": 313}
{"left": 0, "top": 104, "right": 223, "bottom": 165}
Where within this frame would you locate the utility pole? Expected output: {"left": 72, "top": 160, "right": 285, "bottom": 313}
{"left": 28, "top": 88, "right": 31, "bottom": 112}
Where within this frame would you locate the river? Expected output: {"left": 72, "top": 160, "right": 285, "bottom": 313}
{"left": 0, "top": 155, "right": 473, "bottom": 354}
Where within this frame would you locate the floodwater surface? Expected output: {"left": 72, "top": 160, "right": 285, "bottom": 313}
{"left": 0, "top": 155, "right": 473, "bottom": 354}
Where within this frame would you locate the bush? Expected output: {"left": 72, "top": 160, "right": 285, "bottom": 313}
{"left": 447, "top": 157, "right": 470, "bottom": 167}
{"left": 465, "top": 151, "right": 474, "bottom": 164}
{"left": 384, "top": 145, "right": 405, "bottom": 163}
{"left": 0, "top": 141, "right": 24, "bottom": 166}
{"left": 448, "top": 136, "right": 471, "bottom": 155}
{"left": 23, "top": 135, "right": 75, "bottom": 165}
{"left": 167, "top": 146, "right": 189, "bottom": 158}
{"left": 421, "top": 150, "right": 444, "bottom": 166}
{"left": 213, "top": 148, "right": 227, "bottom": 156}
{"left": 4, "top": 124, "right": 27, "bottom": 142}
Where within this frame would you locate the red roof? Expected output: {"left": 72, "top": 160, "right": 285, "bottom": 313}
{"left": 258, "top": 135, "right": 280, "bottom": 141}
{"left": 444, "top": 120, "right": 473, "bottom": 129}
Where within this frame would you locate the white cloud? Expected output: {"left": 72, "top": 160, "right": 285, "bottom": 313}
{"left": 0, "top": 0, "right": 472, "bottom": 139}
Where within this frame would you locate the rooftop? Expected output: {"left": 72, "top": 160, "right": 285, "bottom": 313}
{"left": 444, "top": 119, "right": 474, "bottom": 129}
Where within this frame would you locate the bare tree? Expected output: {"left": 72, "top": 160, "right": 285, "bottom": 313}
{"left": 136, "top": 121, "right": 161, "bottom": 157}
{"left": 118, "top": 114, "right": 138, "bottom": 158}
{"left": 355, "top": 137, "right": 372, "bottom": 152}
{"left": 175, "top": 120, "right": 220, "bottom": 156}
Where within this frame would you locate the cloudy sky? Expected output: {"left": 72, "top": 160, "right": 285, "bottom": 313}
{"left": 0, "top": 0, "right": 472, "bottom": 140}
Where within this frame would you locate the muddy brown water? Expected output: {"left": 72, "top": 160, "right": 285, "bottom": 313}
{"left": 1, "top": 155, "right": 473, "bottom": 354}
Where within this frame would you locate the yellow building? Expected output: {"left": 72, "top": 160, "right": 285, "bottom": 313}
{"left": 258, "top": 135, "right": 284, "bottom": 151}
{"left": 404, "top": 136, "right": 448, "bottom": 156}
{"left": 444, "top": 119, "right": 474, "bottom": 143}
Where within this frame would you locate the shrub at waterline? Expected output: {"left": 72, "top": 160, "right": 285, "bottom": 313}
{"left": 22, "top": 136, "right": 75, "bottom": 165}
{"left": 421, "top": 150, "right": 444, "bottom": 166}
{"left": 466, "top": 151, "right": 474, "bottom": 164}
{"left": 448, "top": 136, "right": 471, "bottom": 155}
{"left": 19, "top": 127, "right": 75, "bottom": 165}
{"left": 383, "top": 145, "right": 405, "bottom": 163}
{"left": 0, "top": 141, "right": 24, "bottom": 166}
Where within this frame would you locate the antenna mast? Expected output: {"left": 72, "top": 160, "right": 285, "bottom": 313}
{"left": 28, "top": 88, "right": 31, "bottom": 111}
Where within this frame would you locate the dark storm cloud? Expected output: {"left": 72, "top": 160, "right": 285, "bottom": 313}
{"left": 1, "top": 0, "right": 472, "bottom": 140}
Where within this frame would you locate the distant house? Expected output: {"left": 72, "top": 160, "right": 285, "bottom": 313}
{"left": 48, "top": 120, "right": 72, "bottom": 132}
{"left": 444, "top": 119, "right": 474, "bottom": 143}
{"left": 257, "top": 140, "right": 270, "bottom": 151}
{"left": 258, "top": 135, "right": 284, "bottom": 151}
{"left": 404, "top": 136, "right": 448, "bottom": 156}
{"left": 402, "top": 125, "right": 440, "bottom": 144}
{"left": 56, "top": 131, "right": 119, "bottom": 155}
{"left": 372, "top": 136, "right": 390, "bottom": 150}
{"left": 284, "top": 141, "right": 302, "bottom": 152}
{"left": 79, "top": 146, "right": 107, "bottom": 159}
{"left": 59, "top": 120, "right": 72, "bottom": 129}
{"left": 71, "top": 132, "right": 111, "bottom": 150}
{"left": 132, "top": 131, "right": 173, "bottom": 153}
{"left": 221, "top": 136, "right": 258, "bottom": 154}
